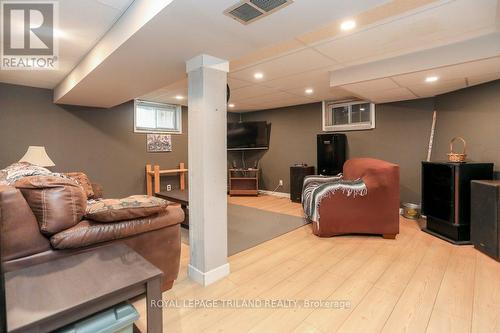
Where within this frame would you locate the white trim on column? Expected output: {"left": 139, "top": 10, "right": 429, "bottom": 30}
{"left": 188, "top": 263, "right": 230, "bottom": 286}
{"left": 186, "top": 54, "right": 230, "bottom": 73}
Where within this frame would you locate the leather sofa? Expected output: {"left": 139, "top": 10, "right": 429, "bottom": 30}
{"left": 305, "top": 158, "right": 400, "bottom": 238}
{"left": 0, "top": 180, "right": 184, "bottom": 291}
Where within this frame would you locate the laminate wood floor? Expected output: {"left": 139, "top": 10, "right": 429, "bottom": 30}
{"left": 132, "top": 195, "right": 500, "bottom": 333}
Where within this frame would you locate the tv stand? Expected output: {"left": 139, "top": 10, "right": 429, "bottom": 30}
{"left": 229, "top": 168, "right": 259, "bottom": 196}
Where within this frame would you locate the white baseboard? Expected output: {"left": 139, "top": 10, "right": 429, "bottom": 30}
{"left": 188, "top": 263, "right": 230, "bottom": 286}
{"left": 258, "top": 190, "right": 290, "bottom": 198}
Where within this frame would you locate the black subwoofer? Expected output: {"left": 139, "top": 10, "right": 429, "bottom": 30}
{"left": 290, "top": 165, "right": 315, "bottom": 203}
{"left": 317, "top": 134, "right": 347, "bottom": 176}
{"left": 471, "top": 180, "right": 500, "bottom": 261}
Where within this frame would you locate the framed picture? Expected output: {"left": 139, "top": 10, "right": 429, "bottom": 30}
{"left": 147, "top": 134, "right": 172, "bottom": 152}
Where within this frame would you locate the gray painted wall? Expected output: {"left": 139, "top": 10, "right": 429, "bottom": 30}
{"left": 2, "top": 80, "right": 498, "bottom": 202}
{"left": 432, "top": 80, "right": 500, "bottom": 176}
{"left": 240, "top": 99, "right": 435, "bottom": 204}
{"left": 0, "top": 83, "right": 188, "bottom": 198}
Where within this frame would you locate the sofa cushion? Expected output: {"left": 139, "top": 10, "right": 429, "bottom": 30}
{"left": 65, "top": 172, "right": 95, "bottom": 199}
{"left": 0, "top": 185, "right": 51, "bottom": 261}
{"left": 15, "top": 175, "right": 87, "bottom": 235}
{"left": 85, "top": 195, "right": 168, "bottom": 222}
{"left": 51, "top": 206, "right": 184, "bottom": 249}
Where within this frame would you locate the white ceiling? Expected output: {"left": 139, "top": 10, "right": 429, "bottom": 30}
{"left": 52, "top": 0, "right": 390, "bottom": 107}
{"left": 1, "top": 0, "right": 500, "bottom": 110}
{"left": 0, "top": 0, "right": 134, "bottom": 89}
{"left": 143, "top": 0, "right": 500, "bottom": 112}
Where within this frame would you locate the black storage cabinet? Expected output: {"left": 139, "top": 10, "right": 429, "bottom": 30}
{"left": 421, "top": 161, "right": 493, "bottom": 244}
{"left": 471, "top": 180, "right": 500, "bottom": 261}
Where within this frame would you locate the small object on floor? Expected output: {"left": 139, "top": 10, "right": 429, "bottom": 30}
{"left": 402, "top": 203, "right": 421, "bottom": 220}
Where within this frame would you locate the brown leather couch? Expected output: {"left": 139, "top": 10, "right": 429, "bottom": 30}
{"left": 0, "top": 181, "right": 184, "bottom": 291}
{"left": 310, "top": 158, "right": 400, "bottom": 238}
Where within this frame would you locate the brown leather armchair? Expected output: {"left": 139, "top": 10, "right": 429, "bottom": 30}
{"left": 0, "top": 181, "right": 183, "bottom": 291}
{"left": 306, "top": 158, "right": 400, "bottom": 238}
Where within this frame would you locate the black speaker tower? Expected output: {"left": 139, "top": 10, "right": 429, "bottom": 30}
{"left": 317, "top": 134, "right": 347, "bottom": 175}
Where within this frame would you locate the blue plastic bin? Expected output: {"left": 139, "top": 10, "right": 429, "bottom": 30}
{"left": 54, "top": 302, "right": 139, "bottom": 333}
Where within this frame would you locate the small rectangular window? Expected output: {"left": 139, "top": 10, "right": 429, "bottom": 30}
{"left": 322, "top": 101, "right": 375, "bottom": 132}
{"left": 134, "top": 100, "right": 182, "bottom": 134}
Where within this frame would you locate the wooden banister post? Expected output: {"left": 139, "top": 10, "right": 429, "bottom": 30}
{"left": 146, "top": 164, "right": 152, "bottom": 196}
{"left": 179, "top": 162, "right": 185, "bottom": 191}
{"left": 154, "top": 165, "right": 160, "bottom": 194}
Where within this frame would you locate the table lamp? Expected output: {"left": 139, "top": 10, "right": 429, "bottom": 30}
{"left": 19, "top": 146, "right": 55, "bottom": 167}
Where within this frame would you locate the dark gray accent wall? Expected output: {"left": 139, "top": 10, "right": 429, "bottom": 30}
{"left": 0, "top": 83, "right": 188, "bottom": 198}
{"left": 240, "top": 99, "right": 436, "bottom": 204}
{"left": 433, "top": 80, "right": 500, "bottom": 177}
{"left": 2, "top": 80, "right": 498, "bottom": 202}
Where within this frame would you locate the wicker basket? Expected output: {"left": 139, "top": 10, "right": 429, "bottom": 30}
{"left": 447, "top": 137, "right": 467, "bottom": 162}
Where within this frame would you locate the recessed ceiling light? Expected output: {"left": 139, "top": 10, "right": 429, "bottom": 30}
{"left": 305, "top": 88, "right": 314, "bottom": 94}
{"left": 340, "top": 19, "right": 356, "bottom": 31}
{"left": 425, "top": 76, "right": 439, "bottom": 83}
{"left": 175, "top": 95, "right": 184, "bottom": 100}
{"left": 228, "top": 103, "right": 235, "bottom": 108}
{"left": 254, "top": 72, "right": 264, "bottom": 80}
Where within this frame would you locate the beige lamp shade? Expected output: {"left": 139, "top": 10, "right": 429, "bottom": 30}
{"left": 19, "top": 146, "right": 55, "bottom": 167}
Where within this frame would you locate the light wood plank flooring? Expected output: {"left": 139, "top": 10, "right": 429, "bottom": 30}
{"left": 133, "top": 195, "right": 500, "bottom": 333}
{"left": 228, "top": 194, "right": 304, "bottom": 217}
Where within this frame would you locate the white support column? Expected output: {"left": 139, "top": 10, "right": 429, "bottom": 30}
{"left": 186, "top": 54, "right": 230, "bottom": 286}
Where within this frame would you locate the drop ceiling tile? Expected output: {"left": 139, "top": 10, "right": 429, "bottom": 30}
{"left": 467, "top": 72, "right": 500, "bottom": 86}
{"left": 237, "top": 91, "right": 306, "bottom": 105}
{"left": 262, "top": 67, "right": 335, "bottom": 90}
{"left": 230, "top": 84, "right": 280, "bottom": 101}
{"left": 409, "top": 78, "right": 467, "bottom": 97}
{"left": 338, "top": 78, "right": 400, "bottom": 94}
{"left": 229, "top": 48, "right": 336, "bottom": 83}
{"left": 228, "top": 78, "right": 253, "bottom": 89}
{"left": 392, "top": 57, "right": 500, "bottom": 87}
{"left": 313, "top": 0, "right": 498, "bottom": 67}
{"left": 304, "top": 87, "right": 358, "bottom": 102}
{"left": 342, "top": 86, "right": 417, "bottom": 103}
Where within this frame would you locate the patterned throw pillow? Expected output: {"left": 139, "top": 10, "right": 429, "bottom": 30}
{"left": 65, "top": 172, "right": 95, "bottom": 199}
{"left": 0, "top": 162, "right": 52, "bottom": 185}
{"left": 85, "top": 195, "right": 168, "bottom": 222}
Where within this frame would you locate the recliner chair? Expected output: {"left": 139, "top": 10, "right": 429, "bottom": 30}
{"left": 303, "top": 158, "right": 400, "bottom": 238}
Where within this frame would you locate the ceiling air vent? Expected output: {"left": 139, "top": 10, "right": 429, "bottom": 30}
{"left": 225, "top": 0, "right": 293, "bottom": 25}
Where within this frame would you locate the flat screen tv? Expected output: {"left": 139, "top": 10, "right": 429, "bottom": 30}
{"left": 227, "top": 121, "right": 269, "bottom": 150}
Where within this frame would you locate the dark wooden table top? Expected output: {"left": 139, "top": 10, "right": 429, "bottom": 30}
{"left": 156, "top": 189, "right": 188, "bottom": 205}
{"left": 6, "top": 243, "right": 162, "bottom": 333}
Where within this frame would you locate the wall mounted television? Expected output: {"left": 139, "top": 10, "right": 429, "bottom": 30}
{"left": 227, "top": 121, "right": 269, "bottom": 151}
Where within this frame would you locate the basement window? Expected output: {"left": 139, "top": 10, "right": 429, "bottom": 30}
{"left": 134, "top": 100, "right": 182, "bottom": 134}
{"left": 322, "top": 101, "right": 375, "bottom": 132}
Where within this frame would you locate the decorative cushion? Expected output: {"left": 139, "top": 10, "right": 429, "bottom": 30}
{"left": 14, "top": 175, "right": 87, "bottom": 235}
{"left": 65, "top": 172, "right": 95, "bottom": 199}
{"left": 85, "top": 195, "right": 168, "bottom": 222}
{"left": 0, "top": 162, "right": 52, "bottom": 185}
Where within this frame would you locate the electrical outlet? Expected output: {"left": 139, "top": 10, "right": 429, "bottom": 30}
{"left": 166, "top": 184, "right": 172, "bottom": 191}
{"left": 279, "top": 179, "right": 283, "bottom": 186}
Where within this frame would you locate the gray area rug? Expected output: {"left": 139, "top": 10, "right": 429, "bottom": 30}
{"left": 180, "top": 204, "right": 308, "bottom": 256}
